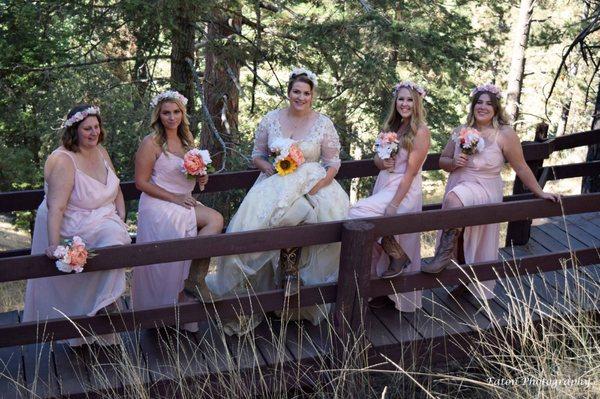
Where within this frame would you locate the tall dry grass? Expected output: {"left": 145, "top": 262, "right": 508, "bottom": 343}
{"left": 4, "top": 248, "right": 598, "bottom": 399}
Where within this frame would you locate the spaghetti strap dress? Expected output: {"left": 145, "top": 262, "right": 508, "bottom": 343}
{"left": 23, "top": 148, "right": 131, "bottom": 345}
{"left": 131, "top": 151, "right": 198, "bottom": 327}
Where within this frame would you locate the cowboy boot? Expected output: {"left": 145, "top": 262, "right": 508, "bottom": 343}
{"left": 380, "top": 235, "right": 410, "bottom": 279}
{"left": 184, "top": 257, "right": 213, "bottom": 301}
{"left": 421, "top": 227, "right": 463, "bottom": 274}
{"left": 280, "top": 247, "right": 302, "bottom": 297}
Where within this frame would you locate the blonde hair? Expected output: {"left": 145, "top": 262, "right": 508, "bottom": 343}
{"left": 465, "top": 91, "right": 509, "bottom": 129}
{"left": 382, "top": 87, "right": 427, "bottom": 152}
{"left": 150, "top": 98, "right": 194, "bottom": 151}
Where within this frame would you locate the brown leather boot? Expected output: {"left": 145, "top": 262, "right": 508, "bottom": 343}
{"left": 380, "top": 236, "right": 410, "bottom": 279}
{"left": 280, "top": 247, "right": 302, "bottom": 297}
{"left": 184, "top": 257, "right": 213, "bottom": 301}
{"left": 421, "top": 227, "right": 463, "bottom": 274}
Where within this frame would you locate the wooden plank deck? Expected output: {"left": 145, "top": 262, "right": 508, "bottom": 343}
{"left": 0, "top": 212, "right": 599, "bottom": 398}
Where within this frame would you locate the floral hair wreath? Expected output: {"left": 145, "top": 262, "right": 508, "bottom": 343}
{"left": 62, "top": 106, "right": 101, "bottom": 129}
{"left": 393, "top": 81, "right": 426, "bottom": 98}
{"left": 289, "top": 67, "right": 318, "bottom": 87}
{"left": 470, "top": 83, "right": 503, "bottom": 99}
{"left": 149, "top": 90, "right": 189, "bottom": 109}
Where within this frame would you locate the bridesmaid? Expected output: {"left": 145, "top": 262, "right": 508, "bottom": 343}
{"left": 422, "top": 84, "right": 558, "bottom": 300}
{"left": 348, "top": 81, "right": 430, "bottom": 312}
{"left": 23, "top": 105, "right": 131, "bottom": 346}
{"left": 131, "top": 91, "right": 223, "bottom": 325}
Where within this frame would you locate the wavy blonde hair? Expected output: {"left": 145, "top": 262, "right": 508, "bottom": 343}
{"left": 382, "top": 87, "right": 427, "bottom": 152}
{"left": 465, "top": 91, "right": 509, "bottom": 129}
{"left": 150, "top": 98, "right": 194, "bottom": 151}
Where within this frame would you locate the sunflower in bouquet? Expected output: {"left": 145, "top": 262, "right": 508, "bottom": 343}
{"left": 270, "top": 138, "right": 305, "bottom": 176}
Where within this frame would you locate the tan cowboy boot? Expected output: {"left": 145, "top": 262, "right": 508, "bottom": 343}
{"left": 421, "top": 227, "right": 463, "bottom": 274}
{"left": 380, "top": 235, "right": 410, "bottom": 279}
{"left": 280, "top": 247, "right": 302, "bottom": 297}
{"left": 184, "top": 257, "right": 213, "bottom": 301}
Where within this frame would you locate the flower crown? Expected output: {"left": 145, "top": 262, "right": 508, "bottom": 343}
{"left": 470, "top": 83, "right": 503, "bottom": 98}
{"left": 62, "top": 106, "right": 101, "bottom": 129}
{"left": 289, "top": 67, "right": 318, "bottom": 87}
{"left": 149, "top": 90, "right": 189, "bottom": 109}
{"left": 393, "top": 81, "right": 426, "bottom": 98}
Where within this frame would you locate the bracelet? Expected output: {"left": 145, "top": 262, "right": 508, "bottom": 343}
{"left": 388, "top": 203, "right": 399, "bottom": 208}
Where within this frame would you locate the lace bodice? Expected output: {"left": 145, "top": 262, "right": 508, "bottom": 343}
{"left": 251, "top": 109, "right": 342, "bottom": 170}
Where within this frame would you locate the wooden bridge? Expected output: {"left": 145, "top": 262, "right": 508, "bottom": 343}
{"left": 0, "top": 129, "right": 599, "bottom": 398}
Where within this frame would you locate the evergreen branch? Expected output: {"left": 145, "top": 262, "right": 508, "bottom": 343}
{"left": 0, "top": 55, "right": 171, "bottom": 75}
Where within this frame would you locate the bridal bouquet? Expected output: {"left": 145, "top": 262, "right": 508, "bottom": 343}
{"left": 452, "top": 127, "right": 485, "bottom": 155}
{"left": 54, "top": 236, "right": 94, "bottom": 273}
{"left": 374, "top": 132, "right": 400, "bottom": 160}
{"left": 270, "top": 138, "right": 305, "bottom": 176}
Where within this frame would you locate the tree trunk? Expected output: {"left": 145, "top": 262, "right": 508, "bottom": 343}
{"left": 505, "top": 0, "right": 535, "bottom": 125}
{"left": 201, "top": 7, "right": 242, "bottom": 169}
{"left": 581, "top": 78, "right": 600, "bottom": 193}
{"left": 170, "top": 1, "right": 198, "bottom": 131}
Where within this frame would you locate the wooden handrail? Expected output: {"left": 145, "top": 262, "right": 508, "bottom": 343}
{"left": 1, "top": 193, "right": 598, "bottom": 283}
{"left": 1, "top": 244, "right": 597, "bottom": 348}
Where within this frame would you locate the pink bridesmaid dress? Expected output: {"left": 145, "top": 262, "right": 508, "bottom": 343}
{"left": 23, "top": 149, "right": 131, "bottom": 344}
{"left": 442, "top": 130, "right": 504, "bottom": 299}
{"left": 131, "top": 151, "right": 197, "bottom": 315}
{"left": 348, "top": 148, "right": 423, "bottom": 312}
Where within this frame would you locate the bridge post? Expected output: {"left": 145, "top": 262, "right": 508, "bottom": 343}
{"left": 506, "top": 122, "right": 548, "bottom": 246}
{"left": 333, "top": 220, "right": 375, "bottom": 356}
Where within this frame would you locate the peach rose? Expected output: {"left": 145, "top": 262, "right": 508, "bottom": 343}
{"left": 382, "top": 132, "right": 398, "bottom": 143}
{"left": 69, "top": 245, "right": 88, "bottom": 267}
{"left": 288, "top": 144, "right": 305, "bottom": 166}
{"left": 183, "top": 153, "right": 206, "bottom": 175}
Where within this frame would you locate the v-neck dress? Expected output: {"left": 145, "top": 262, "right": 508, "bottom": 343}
{"left": 23, "top": 148, "right": 131, "bottom": 341}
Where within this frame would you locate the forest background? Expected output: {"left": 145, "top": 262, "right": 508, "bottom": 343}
{"left": 1, "top": 0, "right": 600, "bottom": 226}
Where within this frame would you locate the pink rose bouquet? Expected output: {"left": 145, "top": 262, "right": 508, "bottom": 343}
{"left": 54, "top": 236, "right": 93, "bottom": 273}
{"left": 374, "top": 131, "right": 400, "bottom": 160}
{"left": 181, "top": 148, "right": 212, "bottom": 179}
{"left": 452, "top": 127, "right": 485, "bottom": 155}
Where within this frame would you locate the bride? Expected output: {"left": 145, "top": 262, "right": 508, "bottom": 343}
{"left": 204, "top": 68, "right": 350, "bottom": 335}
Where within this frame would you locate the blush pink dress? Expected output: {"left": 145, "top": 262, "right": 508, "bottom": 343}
{"left": 442, "top": 129, "right": 504, "bottom": 299}
{"left": 23, "top": 148, "right": 131, "bottom": 344}
{"left": 131, "top": 151, "right": 197, "bottom": 315}
{"left": 348, "top": 147, "right": 423, "bottom": 312}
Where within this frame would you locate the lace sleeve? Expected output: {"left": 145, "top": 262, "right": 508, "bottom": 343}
{"left": 251, "top": 115, "right": 270, "bottom": 160}
{"left": 320, "top": 117, "right": 342, "bottom": 171}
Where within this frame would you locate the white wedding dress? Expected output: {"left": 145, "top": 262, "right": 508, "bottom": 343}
{"left": 205, "top": 109, "right": 350, "bottom": 335}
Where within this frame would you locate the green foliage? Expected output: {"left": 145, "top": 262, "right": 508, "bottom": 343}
{"left": 0, "top": 0, "right": 596, "bottom": 200}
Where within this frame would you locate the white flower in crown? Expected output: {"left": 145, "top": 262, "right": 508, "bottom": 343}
{"left": 289, "top": 67, "right": 318, "bottom": 87}
{"left": 393, "top": 81, "right": 426, "bottom": 98}
{"left": 149, "top": 90, "right": 189, "bottom": 109}
{"left": 470, "top": 83, "right": 503, "bottom": 98}
{"left": 62, "top": 106, "right": 101, "bottom": 129}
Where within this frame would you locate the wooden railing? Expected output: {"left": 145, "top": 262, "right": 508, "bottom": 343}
{"left": 0, "top": 128, "right": 599, "bottom": 348}
{"left": 0, "top": 194, "right": 599, "bottom": 347}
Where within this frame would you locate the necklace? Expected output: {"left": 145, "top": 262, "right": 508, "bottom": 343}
{"left": 286, "top": 109, "right": 313, "bottom": 130}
